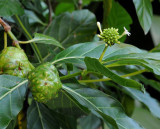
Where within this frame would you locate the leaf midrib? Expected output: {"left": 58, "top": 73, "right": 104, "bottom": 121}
{"left": 0, "top": 80, "right": 28, "bottom": 101}
{"left": 62, "top": 85, "right": 124, "bottom": 129}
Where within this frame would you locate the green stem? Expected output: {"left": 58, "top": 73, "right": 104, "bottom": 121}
{"left": 4, "top": 32, "right": 7, "bottom": 48}
{"left": 99, "top": 44, "right": 108, "bottom": 62}
{"left": 78, "top": 69, "right": 146, "bottom": 83}
{"left": 60, "top": 71, "right": 82, "bottom": 80}
{"left": 15, "top": 15, "right": 43, "bottom": 63}
{"left": 19, "top": 39, "right": 38, "bottom": 44}
{"left": 7, "top": 31, "right": 21, "bottom": 49}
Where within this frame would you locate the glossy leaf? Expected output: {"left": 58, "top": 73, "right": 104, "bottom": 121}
{"left": 133, "top": 0, "right": 153, "bottom": 34}
{"left": 84, "top": 57, "right": 145, "bottom": 92}
{"left": 79, "top": 114, "right": 101, "bottom": 129}
{"left": 44, "top": 9, "right": 97, "bottom": 46}
{"left": 103, "top": 52, "right": 160, "bottom": 75}
{"left": 123, "top": 87, "right": 160, "bottom": 119}
{"left": 24, "top": 33, "right": 64, "bottom": 48}
{"left": 0, "top": 0, "right": 24, "bottom": 17}
{"left": 52, "top": 42, "right": 144, "bottom": 67}
{"left": 27, "top": 101, "right": 59, "bottom": 129}
{"left": 0, "top": 75, "right": 28, "bottom": 129}
{"left": 46, "top": 91, "right": 85, "bottom": 118}
{"left": 63, "top": 84, "right": 144, "bottom": 129}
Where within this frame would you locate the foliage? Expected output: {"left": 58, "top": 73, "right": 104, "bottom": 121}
{"left": 0, "top": 0, "right": 160, "bottom": 129}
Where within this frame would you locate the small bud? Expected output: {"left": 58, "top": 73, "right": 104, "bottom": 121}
{"left": 97, "top": 22, "right": 103, "bottom": 34}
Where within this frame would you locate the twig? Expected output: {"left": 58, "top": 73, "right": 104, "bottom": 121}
{"left": 0, "top": 17, "right": 11, "bottom": 32}
{"left": 0, "top": 17, "right": 21, "bottom": 48}
{"left": 46, "top": 0, "right": 52, "bottom": 25}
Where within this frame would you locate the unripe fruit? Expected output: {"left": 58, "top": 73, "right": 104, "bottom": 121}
{"left": 0, "top": 47, "right": 34, "bottom": 78}
{"left": 98, "top": 27, "right": 120, "bottom": 46}
{"left": 28, "top": 62, "right": 62, "bottom": 103}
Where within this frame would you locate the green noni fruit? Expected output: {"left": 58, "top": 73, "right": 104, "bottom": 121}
{"left": 0, "top": 47, "right": 34, "bottom": 78}
{"left": 28, "top": 62, "right": 62, "bottom": 103}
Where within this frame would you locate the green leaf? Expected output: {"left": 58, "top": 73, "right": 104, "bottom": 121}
{"left": 133, "top": 0, "right": 153, "bottom": 34}
{"left": 121, "top": 95, "right": 135, "bottom": 116}
{"left": 132, "top": 106, "right": 160, "bottom": 129}
{"left": 150, "top": 15, "right": 160, "bottom": 46}
{"left": 44, "top": 9, "right": 97, "bottom": 47}
{"left": 46, "top": 91, "right": 86, "bottom": 118}
{"left": 27, "top": 101, "right": 59, "bottom": 129}
{"left": 78, "top": 114, "right": 101, "bottom": 129}
{"left": 84, "top": 57, "right": 145, "bottom": 92}
{"left": 25, "top": 10, "right": 47, "bottom": 26}
{"left": 6, "top": 120, "right": 16, "bottom": 129}
{"left": 0, "top": 0, "right": 24, "bottom": 17}
{"left": 107, "top": 0, "right": 132, "bottom": 41}
{"left": 103, "top": 0, "right": 112, "bottom": 28}
{"left": 52, "top": 42, "right": 144, "bottom": 67}
{"left": 55, "top": 2, "right": 75, "bottom": 16}
{"left": 138, "top": 75, "right": 160, "bottom": 93}
{"left": 23, "top": 33, "right": 64, "bottom": 49}
{"left": 0, "top": 75, "right": 28, "bottom": 129}
{"left": 63, "top": 84, "right": 144, "bottom": 129}
{"left": 123, "top": 87, "right": 160, "bottom": 119}
{"left": 103, "top": 52, "right": 160, "bottom": 75}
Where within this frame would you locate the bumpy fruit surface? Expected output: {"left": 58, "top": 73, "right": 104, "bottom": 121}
{"left": 98, "top": 27, "right": 120, "bottom": 46}
{"left": 28, "top": 62, "right": 62, "bottom": 103}
{"left": 0, "top": 47, "right": 34, "bottom": 78}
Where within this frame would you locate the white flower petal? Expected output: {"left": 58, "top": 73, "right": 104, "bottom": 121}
{"left": 124, "top": 27, "right": 131, "bottom": 36}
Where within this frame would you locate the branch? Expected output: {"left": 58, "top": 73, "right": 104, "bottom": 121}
{"left": 0, "top": 17, "right": 21, "bottom": 48}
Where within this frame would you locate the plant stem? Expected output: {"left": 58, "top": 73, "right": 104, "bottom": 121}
{"left": 4, "top": 32, "right": 7, "bottom": 48}
{"left": 15, "top": 15, "right": 43, "bottom": 63}
{"left": 78, "top": 69, "right": 146, "bottom": 83}
{"left": 99, "top": 44, "right": 108, "bottom": 62}
{"left": 46, "top": 0, "right": 52, "bottom": 25}
{"left": 60, "top": 71, "right": 82, "bottom": 80}
{"left": 0, "top": 18, "right": 21, "bottom": 49}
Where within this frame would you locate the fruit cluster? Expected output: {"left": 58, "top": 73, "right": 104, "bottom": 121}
{"left": 98, "top": 27, "right": 120, "bottom": 46}
{"left": 0, "top": 46, "right": 62, "bottom": 103}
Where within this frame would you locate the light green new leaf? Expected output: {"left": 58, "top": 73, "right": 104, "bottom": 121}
{"left": 0, "top": 0, "right": 24, "bottom": 17}
{"left": 133, "top": 0, "right": 153, "bottom": 34}
{"left": 63, "top": 84, "right": 144, "bottom": 129}
{"left": 0, "top": 75, "right": 28, "bottom": 129}
{"left": 123, "top": 87, "right": 160, "bottom": 119}
{"left": 84, "top": 57, "right": 144, "bottom": 92}
{"left": 27, "top": 101, "right": 59, "bottom": 129}
{"left": 20, "top": 33, "right": 64, "bottom": 49}
{"left": 52, "top": 42, "right": 144, "bottom": 67}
